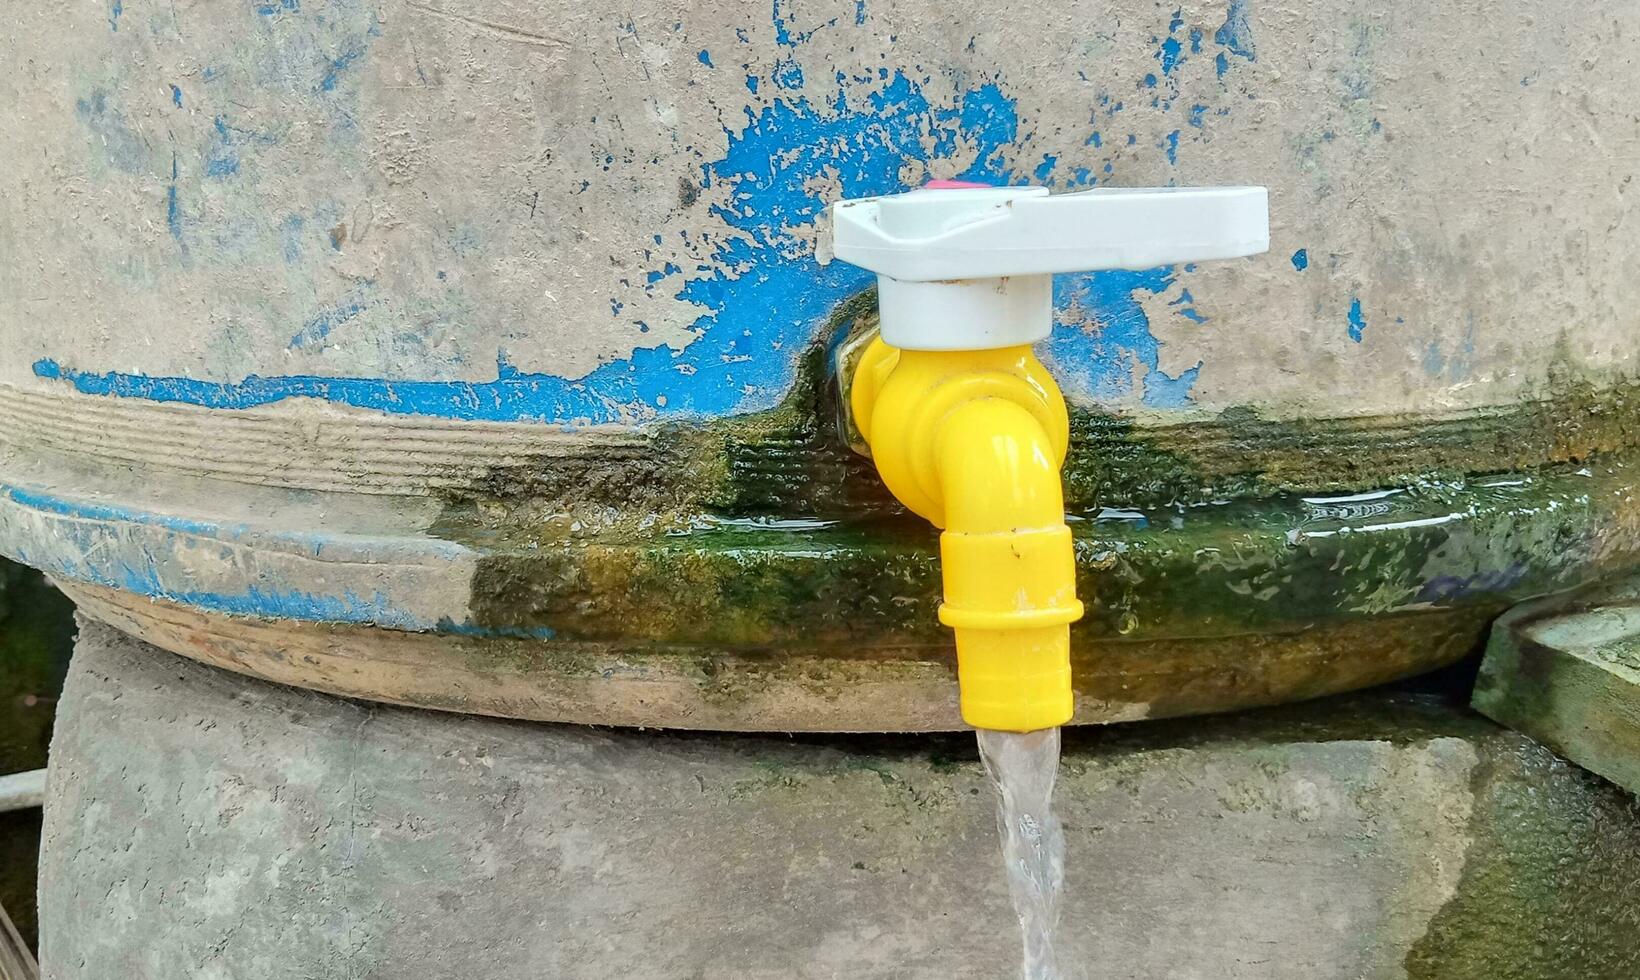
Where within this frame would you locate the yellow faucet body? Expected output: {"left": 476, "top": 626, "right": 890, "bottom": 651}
{"left": 851, "top": 336, "right": 1083, "bottom": 732}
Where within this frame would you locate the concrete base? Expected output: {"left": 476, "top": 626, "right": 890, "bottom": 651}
{"left": 1474, "top": 576, "right": 1640, "bottom": 798}
{"left": 40, "top": 619, "right": 1640, "bottom": 979}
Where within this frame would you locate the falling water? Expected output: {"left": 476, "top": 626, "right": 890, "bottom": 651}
{"left": 977, "top": 726, "right": 1067, "bottom": 980}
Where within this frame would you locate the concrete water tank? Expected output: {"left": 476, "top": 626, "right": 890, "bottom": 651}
{"left": 5, "top": 0, "right": 1640, "bottom": 972}
{"left": 5, "top": 0, "right": 1637, "bottom": 731}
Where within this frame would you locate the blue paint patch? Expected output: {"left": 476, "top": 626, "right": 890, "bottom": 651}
{"left": 170, "top": 84, "right": 183, "bottom": 108}
{"left": 1159, "top": 37, "right": 1183, "bottom": 76}
{"left": 1086, "top": 131, "right": 1102, "bottom": 148}
{"left": 39, "top": 68, "right": 1200, "bottom": 421}
{"left": 255, "top": 0, "right": 300, "bottom": 14}
{"left": 204, "top": 115, "right": 279, "bottom": 180}
{"left": 646, "top": 262, "right": 683, "bottom": 285}
{"left": 6, "top": 485, "right": 226, "bottom": 538}
{"left": 1290, "top": 248, "right": 1308, "bottom": 271}
{"left": 745, "top": 75, "right": 760, "bottom": 94}
{"left": 1215, "top": 0, "right": 1256, "bottom": 61}
{"left": 1034, "top": 153, "right": 1057, "bottom": 181}
{"left": 166, "top": 153, "right": 186, "bottom": 251}
{"left": 1422, "top": 340, "right": 1445, "bottom": 377}
{"left": 1189, "top": 27, "right": 1203, "bottom": 53}
{"left": 74, "top": 90, "right": 148, "bottom": 173}
{"left": 108, "top": 0, "right": 121, "bottom": 31}
{"left": 773, "top": 59, "right": 805, "bottom": 89}
{"left": 855, "top": 0, "right": 866, "bottom": 25}
{"left": 1143, "top": 73, "right": 1158, "bottom": 89}
{"left": 1188, "top": 104, "right": 1207, "bottom": 128}
{"left": 1215, "top": 52, "right": 1230, "bottom": 78}
{"left": 1143, "top": 362, "right": 1202, "bottom": 408}
{"left": 319, "top": 42, "right": 367, "bottom": 92}
{"left": 1164, "top": 130, "right": 1180, "bottom": 165}
{"left": 1347, "top": 297, "right": 1367, "bottom": 343}
{"left": 1170, "top": 289, "right": 1208, "bottom": 324}
{"left": 772, "top": 0, "right": 797, "bottom": 44}
{"left": 288, "top": 293, "right": 371, "bottom": 349}
{"left": 697, "top": 49, "right": 714, "bottom": 68}
{"left": 1042, "top": 265, "right": 1200, "bottom": 408}
{"left": 281, "top": 215, "right": 305, "bottom": 264}
{"left": 0, "top": 483, "right": 511, "bottom": 633}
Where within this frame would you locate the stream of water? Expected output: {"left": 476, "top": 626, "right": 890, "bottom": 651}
{"left": 977, "top": 727, "right": 1067, "bottom": 980}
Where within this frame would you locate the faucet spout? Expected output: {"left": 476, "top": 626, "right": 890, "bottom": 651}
{"left": 850, "top": 338, "right": 1083, "bottom": 732}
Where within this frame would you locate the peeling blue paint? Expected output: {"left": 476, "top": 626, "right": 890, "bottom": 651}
{"left": 319, "top": 43, "right": 367, "bottom": 92}
{"left": 1034, "top": 153, "right": 1058, "bottom": 181}
{"left": 255, "top": 0, "right": 300, "bottom": 14}
{"left": 1143, "top": 362, "right": 1202, "bottom": 408}
{"left": 281, "top": 215, "right": 305, "bottom": 264}
{"left": 1291, "top": 248, "right": 1308, "bottom": 271}
{"left": 1215, "top": 0, "right": 1256, "bottom": 62}
{"left": 108, "top": 0, "right": 121, "bottom": 31}
{"left": 1347, "top": 297, "right": 1367, "bottom": 342}
{"left": 1164, "top": 130, "right": 1181, "bottom": 164}
{"left": 6, "top": 485, "right": 225, "bottom": 538}
{"left": 42, "top": 48, "right": 1207, "bottom": 420}
{"left": 773, "top": 60, "right": 805, "bottom": 89}
{"left": 75, "top": 90, "right": 148, "bottom": 173}
{"left": 1171, "top": 289, "right": 1209, "bottom": 324}
{"left": 288, "top": 293, "right": 371, "bottom": 349}
{"left": 0, "top": 482, "right": 514, "bottom": 632}
{"left": 697, "top": 49, "right": 714, "bottom": 68}
{"left": 1159, "top": 37, "right": 1183, "bottom": 76}
{"left": 1215, "top": 52, "right": 1230, "bottom": 78}
{"left": 1422, "top": 340, "right": 1445, "bottom": 377}
{"left": 204, "top": 115, "right": 279, "bottom": 179}
{"left": 1042, "top": 266, "right": 1199, "bottom": 408}
{"left": 170, "top": 84, "right": 183, "bottom": 108}
{"left": 166, "top": 153, "right": 185, "bottom": 252}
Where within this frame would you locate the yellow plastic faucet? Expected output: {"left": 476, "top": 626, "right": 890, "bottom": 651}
{"left": 831, "top": 181, "right": 1269, "bottom": 732}
{"left": 851, "top": 337, "right": 1081, "bottom": 731}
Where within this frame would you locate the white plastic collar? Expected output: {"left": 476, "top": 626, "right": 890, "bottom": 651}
{"left": 830, "top": 184, "right": 1269, "bottom": 351}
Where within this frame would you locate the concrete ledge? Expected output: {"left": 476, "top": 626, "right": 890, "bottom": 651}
{"left": 39, "top": 619, "right": 1640, "bottom": 978}
{"left": 1474, "top": 577, "right": 1640, "bottom": 797}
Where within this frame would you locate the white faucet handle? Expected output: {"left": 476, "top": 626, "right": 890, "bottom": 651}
{"left": 832, "top": 185, "right": 1269, "bottom": 281}
{"left": 829, "top": 183, "right": 1269, "bottom": 351}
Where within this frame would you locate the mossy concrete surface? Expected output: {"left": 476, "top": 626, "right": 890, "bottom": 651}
{"left": 1474, "top": 575, "right": 1640, "bottom": 798}
{"left": 41, "top": 621, "right": 1640, "bottom": 979}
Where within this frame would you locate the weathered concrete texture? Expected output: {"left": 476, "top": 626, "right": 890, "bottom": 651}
{"left": 4, "top": 0, "right": 1640, "bottom": 425}
{"left": 1474, "top": 577, "right": 1640, "bottom": 797}
{"left": 41, "top": 620, "right": 1640, "bottom": 979}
